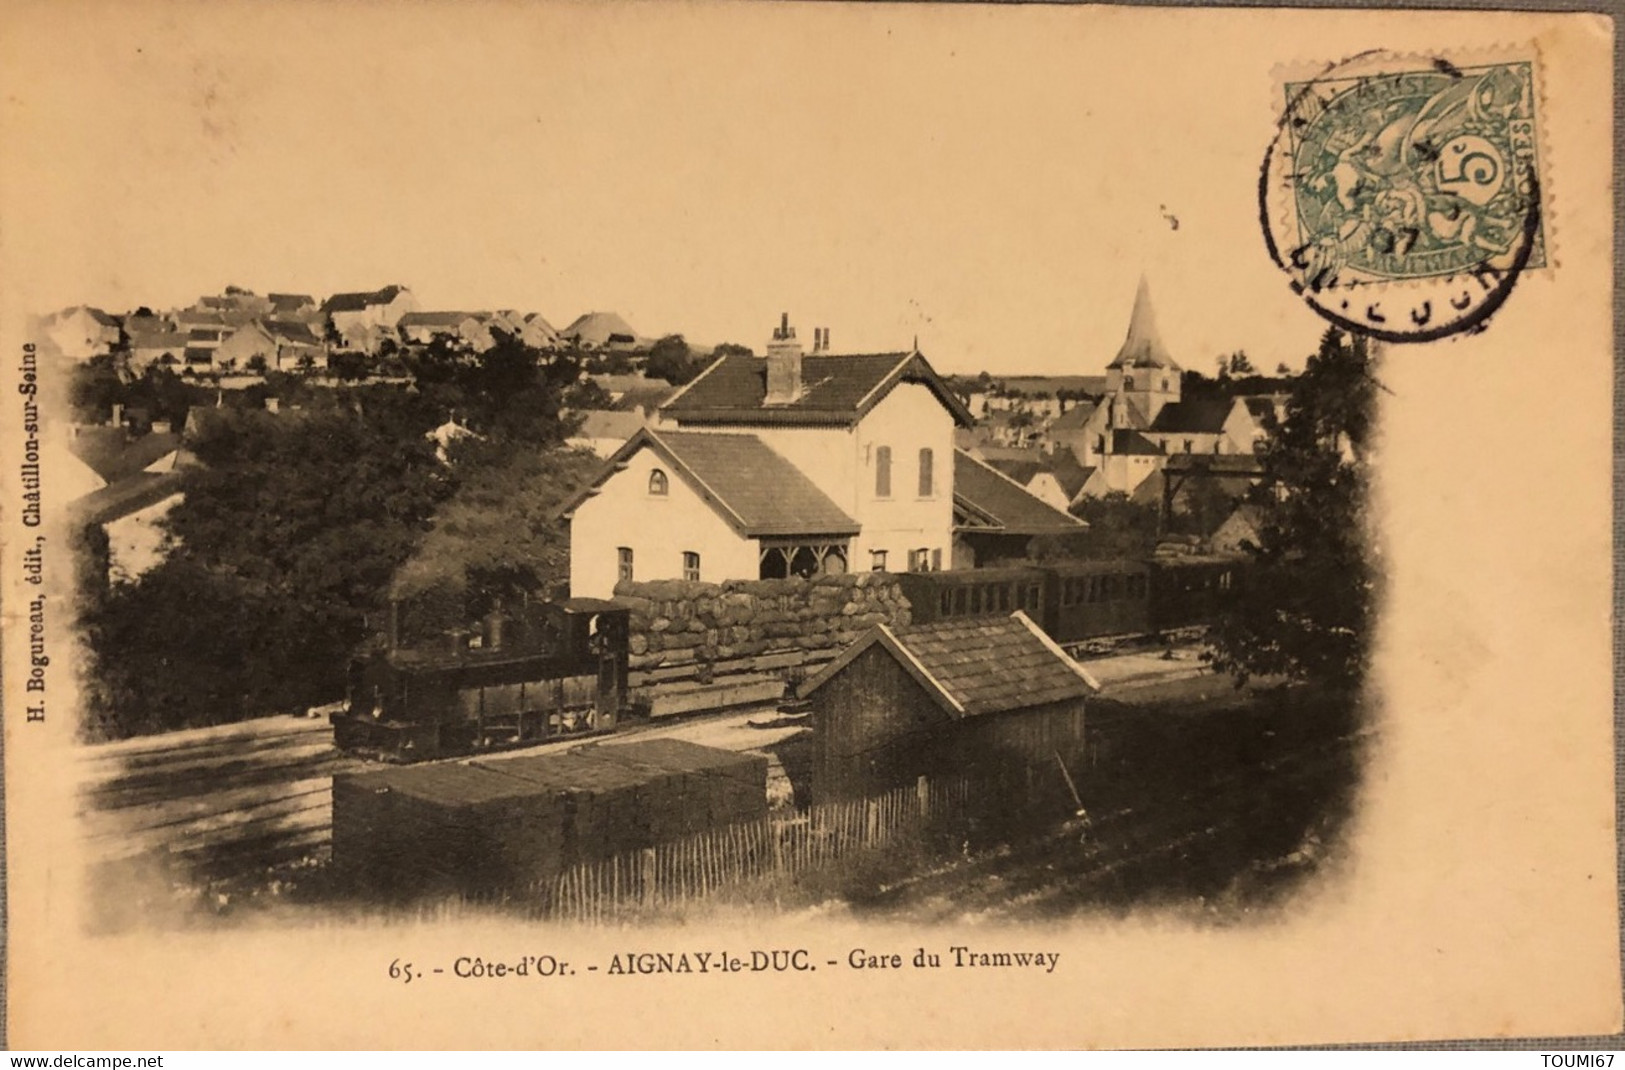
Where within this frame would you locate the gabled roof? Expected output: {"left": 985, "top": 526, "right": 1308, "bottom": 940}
{"left": 556, "top": 428, "right": 859, "bottom": 538}
{"left": 128, "top": 329, "right": 186, "bottom": 351}
{"left": 322, "top": 285, "right": 408, "bottom": 314}
{"left": 952, "top": 449, "right": 1084, "bottom": 535}
{"left": 266, "top": 319, "right": 321, "bottom": 345}
{"left": 53, "top": 305, "right": 119, "bottom": 327}
{"left": 568, "top": 409, "right": 645, "bottom": 442}
{"left": 72, "top": 471, "right": 185, "bottom": 527}
{"left": 69, "top": 429, "right": 183, "bottom": 483}
{"left": 800, "top": 612, "right": 1098, "bottom": 718}
{"left": 1147, "top": 398, "right": 1235, "bottom": 435}
{"left": 268, "top": 293, "right": 315, "bottom": 312}
{"left": 1048, "top": 401, "right": 1100, "bottom": 431}
{"left": 561, "top": 311, "right": 640, "bottom": 346}
{"left": 1111, "top": 429, "right": 1163, "bottom": 456}
{"left": 187, "top": 327, "right": 226, "bottom": 343}
{"left": 1049, "top": 451, "right": 1096, "bottom": 499}
{"left": 663, "top": 351, "right": 974, "bottom": 429}
{"left": 1107, "top": 277, "right": 1181, "bottom": 372}
{"left": 399, "top": 311, "right": 480, "bottom": 329}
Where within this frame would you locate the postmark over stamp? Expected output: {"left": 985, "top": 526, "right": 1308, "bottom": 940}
{"left": 1261, "top": 50, "right": 1547, "bottom": 342}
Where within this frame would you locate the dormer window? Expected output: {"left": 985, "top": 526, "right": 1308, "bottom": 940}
{"left": 1124, "top": 377, "right": 1135, "bottom": 391}
{"left": 648, "top": 469, "right": 669, "bottom": 496}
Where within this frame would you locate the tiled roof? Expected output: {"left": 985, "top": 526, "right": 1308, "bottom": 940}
{"left": 129, "top": 330, "right": 186, "bottom": 351}
{"left": 322, "top": 285, "right": 407, "bottom": 314}
{"left": 399, "top": 311, "right": 478, "bottom": 329}
{"left": 952, "top": 450, "right": 1083, "bottom": 535}
{"left": 1111, "top": 430, "right": 1163, "bottom": 456}
{"left": 73, "top": 471, "right": 184, "bottom": 527}
{"left": 1048, "top": 401, "right": 1099, "bottom": 431}
{"left": 569, "top": 409, "right": 644, "bottom": 442}
{"left": 266, "top": 320, "right": 321, "bottom": 345}
{"left": 561, "top": 311, "right": 639, "bottom": 346}
{"left": 69, "top": 429, "right": 182, "bottom": 483}
{"left": 1049, "top": 452, "right": 1096, "bottom": 499}
{"left": 663, "top": 351, "right": 973, "bottom": 428}
{"left": 1147, "top": 398, "right": 1234, "bottom": 434}
{"left": 268, "top": 293, "right": 315, "bottom": 312}
{"left": 802, "top": 613, "right": 1098, "bottom": 718}
{"left": 557, "top": 428, "right": 859, "bottom": 538}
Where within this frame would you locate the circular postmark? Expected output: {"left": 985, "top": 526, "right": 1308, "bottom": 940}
{"left": 1261, "top": 51, "right": 1546, "bottom": 343}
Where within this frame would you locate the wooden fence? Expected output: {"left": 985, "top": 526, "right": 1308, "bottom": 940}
{"left": 538, "top": 775, "right": 973, "bottom": 922}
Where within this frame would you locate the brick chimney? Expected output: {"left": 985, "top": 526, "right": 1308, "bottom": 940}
{"left": 764, "top": 312, "right": 803, "bottom": 404}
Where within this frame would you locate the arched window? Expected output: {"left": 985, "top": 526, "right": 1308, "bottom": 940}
{"left": 875, "top": 446, "right": 892, "bottom": 497}
{"left": 648, "top": 469, "right": 668, "bottom": 495}
{"left": 917, "top": 447, "right": 934, "bottom": 497}
{"left": 682, "top": 551, "right": 700, "bottom": 582}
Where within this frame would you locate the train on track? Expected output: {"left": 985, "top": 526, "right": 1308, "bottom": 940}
{"left": 332, "top": 554, "right": 1248, "bottom": 761}
{"left": 895, "top": 553, "right": 1247, "bottom": 652}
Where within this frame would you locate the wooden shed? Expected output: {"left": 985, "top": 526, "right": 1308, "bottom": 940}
{"left": 797, "top": 611, "right": 1099, "bottom": 803}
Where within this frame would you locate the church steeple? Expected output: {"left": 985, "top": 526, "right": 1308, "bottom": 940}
{"left": 1107, "top": 276, "right": 1181, "bottom": 372}
{"left": 1105, "top": 276, "right": 1181, "bottom": 425}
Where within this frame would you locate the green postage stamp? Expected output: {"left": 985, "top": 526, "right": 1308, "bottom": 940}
{"left": 1262, "top": 50, "right": 1547, "bottom": 342}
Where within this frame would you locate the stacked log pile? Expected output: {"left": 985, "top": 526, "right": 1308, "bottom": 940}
{"left": 613, "top": 573, "right": 913, "bottom": 716}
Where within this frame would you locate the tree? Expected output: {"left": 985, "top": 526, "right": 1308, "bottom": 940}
{"left": 712, "top": 342, "right": 755, "bottom": 359}
{"left": 80, "top": 401, "right": 455, "bottom": 737}
{"left": 645, "top": 334, "right": 698, "bottom": 385}
{"left": 69, "top": 353, "right": 126, "bottom": 423}
{"left": 1030, "top": 493, "right": 1160, "bottom": 561}
{"left": 247, "top": 354, "right": 269, "bottom": 375}
{"left": 1205, "top": 328, "right": 1376, "bottom": 688}
{"left": 390, "top": 446, "right": 601, "bottom": 641}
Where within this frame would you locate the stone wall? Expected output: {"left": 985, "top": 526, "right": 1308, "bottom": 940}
{"left": 613, "top": 573, "right": 913, "bottom": 674}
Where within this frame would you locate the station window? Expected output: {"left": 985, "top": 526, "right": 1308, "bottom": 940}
{"left": 648, "top": 469, "right": 669, "bottom": 496}
{"left": 932, "top": 548, "right": 942, "bottom": 571}
{"left": 875, "top": 446, "right": 892, "bottom": 498}
{"left": 918, "top": 448, "right": 934, "bottom": 497}
{"left": 908, "top": 549, "right": 929, "bottom": 572}
{"left": 617, "top": 547, "right": 634, "bottom": 582}
{"left": 682, "top": 551, "right": 700, "bottom": 582}
{"left": 870, "top": 548, "right": 888, "bottom": 572}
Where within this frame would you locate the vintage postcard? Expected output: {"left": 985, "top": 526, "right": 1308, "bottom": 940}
{"left": 0, "top": 0, "right": 1617, "bottom": 1050}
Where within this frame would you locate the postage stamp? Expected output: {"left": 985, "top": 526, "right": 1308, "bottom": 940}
{"left": 1261, "top": 49, "right": 1547, "bottom": 342}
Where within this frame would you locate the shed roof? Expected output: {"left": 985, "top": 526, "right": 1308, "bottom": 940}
{"left": 801, "top": 612, "right": 1098, "bottom": 718}
{"left": 556, "top": 427, "right": 859, "bottom": 538}
{"left": 662, "top": 350, "right": 973, "bottom": 428}
{"left": 952, "top": 450, "right": 1083, "bottom": 534}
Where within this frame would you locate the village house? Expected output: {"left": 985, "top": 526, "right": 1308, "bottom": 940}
{"left": 561, "top": 311, "right": 643, "bottom": 350}
{"left": 322, "top": 285, "right": 416, "bottom": 350}
{"left": 41, "top": 306, "right": 121, "bottom": 360}
{"left": 797, "top": 611, "right": 1098, "bottom": 801}
{"left": 560, "top": 314, "right": 1077, "bottom": 598}
{"left": 126, "top": 327, "right": 188, "bottom": 374}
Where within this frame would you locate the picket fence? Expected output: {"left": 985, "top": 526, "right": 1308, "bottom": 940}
{"left": 538, "top": 775, "right": 973, "bottom": 922}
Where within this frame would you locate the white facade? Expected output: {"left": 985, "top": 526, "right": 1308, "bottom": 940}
{"left": 738, "top": 381, "right": 955, "bottom": 574}
{"left": 567, "top": 443, "right": 758, "bottom": 598}
{"left": 106, "top": 492, "right": 184, "bottom": 584}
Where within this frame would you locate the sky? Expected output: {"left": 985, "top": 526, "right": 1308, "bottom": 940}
{"left": 0, "top": 2, "right": 1410, "bottom": 376}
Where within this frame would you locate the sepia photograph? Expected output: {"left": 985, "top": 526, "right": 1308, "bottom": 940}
{"left": 0, "top": 0, "right": 1617, "bottom": 1050}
